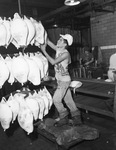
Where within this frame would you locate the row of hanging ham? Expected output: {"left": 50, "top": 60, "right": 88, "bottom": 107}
{"left": 0, "top": 87, "right": 53, "bottom": 134}
{"left": 0, "top": 12, "right": 47, "bottom": 49}
{"left": 0, "top": 51, "right": 48, "bottom": 88}
{"left": 0, "top": 12, "right": 51, "bottom": 135}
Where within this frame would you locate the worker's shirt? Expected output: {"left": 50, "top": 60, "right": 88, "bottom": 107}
{"left": 81, "top": 52, "right": 93, "bottom": 67}
{"left": 54, "top": 49, "right": 71, "bottom": 82}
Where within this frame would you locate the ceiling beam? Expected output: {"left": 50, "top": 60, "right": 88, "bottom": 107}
{"left": 20, "top": 1, "right": 62, "bottom": 8}
{"left": 38, "top": 5, "right": 70, "bottom": 20}
{"left": 0, "top": 1, "right": 62, "bottom": 9}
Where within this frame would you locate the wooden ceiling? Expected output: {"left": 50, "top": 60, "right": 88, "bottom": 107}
{"left": 38, "top": 0, "right": 116, "bottom": 29}
{"left": 0, "top": 0, "right": 116, "bottom": 29}
{"left": 0, "top": 0, "right": 64, "bottom": 17}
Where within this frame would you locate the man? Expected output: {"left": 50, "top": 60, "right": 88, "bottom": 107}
{"left": 40, "top": 34, "right": 82, "bottom": 126}
{"left": 80, "top": 46, "right": 94, "bottom": 67}
{"left": 80, "top": 46, "right": 94, "bottom": 78}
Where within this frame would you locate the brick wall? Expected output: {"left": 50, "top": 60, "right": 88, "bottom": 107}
{"left": 91, "top": 11, "right": 116, "bottom": 66}
{"left": 91, "top": 11, "right": 116, "bottom": 46}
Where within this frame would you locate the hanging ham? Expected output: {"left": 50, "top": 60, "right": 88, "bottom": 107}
{"left": 24, "top": 16, "right": 36, "bottom": 46}
{"left": 24, "top": 54, "right": 41, "bottom": 85}
{"left": 17, "top": 94, "right": 34, "bottom": 135}
{"left": 5, "top": 55, "right": 15, "bottom": 85}
{"left": 29, "top": 53, "right": 44, "bottom": 79}
{"left": 42, "top": 86, "right": 53, "bottom": 110}
{"left": 3, "top": 17, "right": 12, "bottom": 48}
{"left": 0, "top": 18, "right": 7, "bottom": 47}
{"left": 38, "top": 89, "right": 50, "bottom": 116}
{"left": 0, "top": 55, "right": 9, "bottom": 88}
{"left": 30, "top": 18, "right": 45, "bottom": 47}
{"left": 36, "top": 52, "right": 49, "bottom": 77}
{"left": 10, "top": 13, "right": 29, "bottom": 48}
{"left": 33, "top": 91, "right": 45, "bottom": 120}
{"left": 11, "top": 53, "right": 29, "bottom": 85}
{"left": 0, "top": 98, "right": 13, "bottom": 131}
{"left": 25, "top": 93, "right": 40, "bottom": 121}
{"left": 6, "top": 94, "right": 20, "bottom": 123}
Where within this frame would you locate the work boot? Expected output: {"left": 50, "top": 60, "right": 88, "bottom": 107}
{"left": 54, "top": 116, "right": 69, "bottom": 127}
{"left": 69, "top": 115, "right": 83, "bottom": 126}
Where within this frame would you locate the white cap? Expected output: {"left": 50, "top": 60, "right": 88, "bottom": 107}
{"left": 60, "top": 34, "right": 73, "bottom": 46}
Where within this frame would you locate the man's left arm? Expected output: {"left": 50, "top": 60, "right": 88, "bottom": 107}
{"left": 40, "top": 44, "right": 68, "bottom": 65}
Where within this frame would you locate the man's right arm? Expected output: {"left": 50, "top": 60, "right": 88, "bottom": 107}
{"left": 47, "top": 39, "right": 57, "bottom": 51}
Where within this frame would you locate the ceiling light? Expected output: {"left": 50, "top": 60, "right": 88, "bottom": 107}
{"left": 53, "top": 22, "right": 58, "bottom": 28}
{"left": 53, "top": 24, "right": 58, "bottom": 27}
{"left": 64, "top": 0, "right": 80, "bottom": 6}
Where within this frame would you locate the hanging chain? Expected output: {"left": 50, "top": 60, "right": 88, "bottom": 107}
{"left": 18, "top": 0, "right": 22, "bottom": 15}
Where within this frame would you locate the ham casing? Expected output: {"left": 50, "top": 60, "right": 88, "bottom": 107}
{"left": 25, "top": 94, "right": 40, "bottom": 121}
{"left": 7, "top": 94, "right": 20, "bottom": 123}
{"left": 11, "top": 13, "right": 29, "bottom": 48}
{"left": 17, "top": 96, "right": 33, "bottom": 135}
{"left": 11, "top": 54, "right": 29, "bottom": 85}
{"left": 0, "top": 56, "right": 9, "bottom": 88}
{"left": 0, "top": 98, "right": 13, "bottom": 131}
{"left": 24, "top": 16, "right": 36, "bottom": 46}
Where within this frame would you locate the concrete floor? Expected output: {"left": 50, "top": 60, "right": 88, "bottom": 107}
{"left": 0, "top": 111, "right": 116, "bottom": 150}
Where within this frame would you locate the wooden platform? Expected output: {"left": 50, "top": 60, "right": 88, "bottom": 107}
{"left": 35, "top": 118, "right": 99, "bottom": 150}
